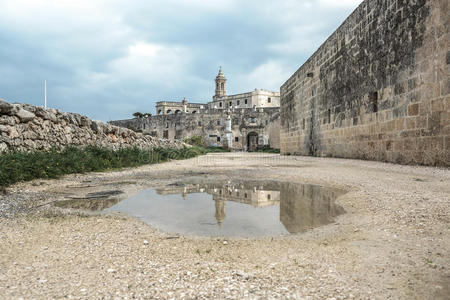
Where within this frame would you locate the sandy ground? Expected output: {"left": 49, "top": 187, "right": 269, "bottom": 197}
{"left": 0, "top": 153, "right": 449, "bottom": 299}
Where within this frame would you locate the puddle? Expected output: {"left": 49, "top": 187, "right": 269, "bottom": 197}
{"left": 53, "top": 180, "right": 346, "bottom": 236}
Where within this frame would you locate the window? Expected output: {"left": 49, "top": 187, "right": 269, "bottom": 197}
{"left": 229, "top": 101, "right": 232, "bottom": 106}
{"left": 237, "top": 100, "right": 240, "bottom": 105}
{"left": 165, "top": 122, "right": 169, "bottom": 128}
{"left": 327, "top": 109, "right": 331, "bottom": 124}
{"left": 219, "top": 102, "right": 222, "bottom": 108}
{"left": 268, "top": 97, "right": 271, "bottom": 103}
{"left": 221, "top": 82, "right": 224, "bottom": 90}
{"left": 302, "top": 118, "right": 305, "bottom": 130}
{"left": 370, "top": 91, "right": 378, "bottom": 113}
{"left": 217, "top": 136, "right": 221, "bottom": 142}
{"left": 267, "top": 194, "right": 271, "bottom": 200}
{"left": 217, "top": 120, "right": 221, "bottom": 126}
{"left": 235, "top": 137, "right": 239, "bottom": 142}
{"left": 244, "top": 193, "right": 248, "bottom": 198}
{"left": 250, "top": 117, "right": 256, "bottom": 123}
{"left": 265, "top": 120, "right": 268, "bottom": 125}
{"left": 233, "top": 118, "right": 239, "bottom": 125}
{"left": 163, "top": 130, "right": 169, "bottom": 139}
{"left": 245, "top": 99, "right": 248, "bottom": 104}
{"left": 198, "top": 121, "right": 202, "bottom": 126}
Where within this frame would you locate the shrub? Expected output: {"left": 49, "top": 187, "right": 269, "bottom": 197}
{"left": 0, "top": 146, "right": 215, "bottom": 188}
{"left": 184, "top": 135, "right": 205, "bottom": 147}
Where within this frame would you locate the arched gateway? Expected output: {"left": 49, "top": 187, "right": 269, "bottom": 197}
{"left": 247, "top": 132, "right": 259, "bottom": 152}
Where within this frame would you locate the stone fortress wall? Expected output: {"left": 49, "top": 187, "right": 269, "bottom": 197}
{"left": 280, "top": 0, "right": 449, "bottom": 166}
{"left": 111, "top": 107, "right": 281, "bottom": 150}
{"left": 0, "top": 99, "right": 184, "bottom": 153}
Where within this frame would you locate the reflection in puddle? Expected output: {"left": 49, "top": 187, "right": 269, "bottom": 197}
{"left": 53, "top": 181, "right": 345, "bottom": 236}
{"left": 102, "top": 180, "right": 346, "bottom": 237}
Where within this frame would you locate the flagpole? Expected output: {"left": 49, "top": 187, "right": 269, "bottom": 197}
{"left": 44, "top": 80, "right": 47, "bottom": 109}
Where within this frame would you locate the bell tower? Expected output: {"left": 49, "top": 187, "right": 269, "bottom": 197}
{"left": 215, "top": 67, "right": 226, "bottom": 97}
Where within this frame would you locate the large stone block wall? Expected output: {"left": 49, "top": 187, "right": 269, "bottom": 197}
{"left": 0, "top": 99, "right": 184, "bottom": 153}
{"left": 111, "top": 108, "right": 281, "bottom": 150}
{"left": 280, "top": 0, "right": 449, "bottom": 166}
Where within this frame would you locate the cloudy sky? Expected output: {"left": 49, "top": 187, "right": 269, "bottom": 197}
{"left": 0, "top": 0, "right": 362, "bottom": 121}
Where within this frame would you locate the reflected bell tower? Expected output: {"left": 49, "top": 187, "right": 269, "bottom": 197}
{"left": 214, "top": 199, "right": 226, "bottom": 226}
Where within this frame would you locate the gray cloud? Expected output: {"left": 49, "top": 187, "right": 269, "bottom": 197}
{"left": 0, "top": 0, "right": 362, "bottom": 121}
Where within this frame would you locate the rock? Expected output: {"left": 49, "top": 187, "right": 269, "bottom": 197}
{"left": 107, "top": 268, "right": 116, "bottom": 273}
{"left": 7, "top": 126, "right": 19, "bottom": 139}
{"left": 143, "top": 240, "right": 149, "bottom": 245}
{"left": 22, "top": 104, "right": 37, "bottom": 113}
{"left": 0, "top": 99, "right": 14, "bottom": 114}
{"left": 14, "top": 107, "right": 35, "bottom": 122}
{"left": 80, "top": 116, "right": 91, "bottom": 127}
{"left": 0, "top": 142, "right": 8, "bottom": 152}
{"left": 223, "top": 241, "right": 228, "bottom": 245}
{"left": 91, "top": 121, "right": 103, "bottom": 134}
{"left": 35, "top": 107, "right": 57, "bottom": 122}
{"left": 235, "top": 270, "right": 250, "bottom": 279}
{"left": 0, "top": 116, "right": 15, "bottom": 125}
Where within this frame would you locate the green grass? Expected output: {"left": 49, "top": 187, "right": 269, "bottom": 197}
{"left": 0, "top": 145, "right": 213, "bottom": 188}
{"left": 255, "top": 146, "right": 280, "bottom": 153}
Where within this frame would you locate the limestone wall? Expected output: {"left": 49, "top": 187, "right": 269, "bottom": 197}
{"left": 111, "top": 107, "right": 281, "bottom": 150}
{"left": 0, "top": 99, "right": 184, "bottom": 153}
{"left": 280, "top": 0, "right": 449, "bottom": 166}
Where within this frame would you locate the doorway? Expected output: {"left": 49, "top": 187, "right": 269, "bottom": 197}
{"left": 247, "top": 132, "right": 259, "bottom": 152}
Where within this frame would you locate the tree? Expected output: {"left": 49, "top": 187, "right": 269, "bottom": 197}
{"left": 133, "top": 112, "right": 144, "bottom": 118}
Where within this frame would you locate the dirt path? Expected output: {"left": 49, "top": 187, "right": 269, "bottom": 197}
{"left": 0, "top": 153, "right": 449, "bottom": 299}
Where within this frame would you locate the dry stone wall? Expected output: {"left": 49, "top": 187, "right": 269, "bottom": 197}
{"left": 0, "top": 99, "right": 184, "bottom": 153}
{"left": 280, "top": 0, "right": 449, "bottom": 166}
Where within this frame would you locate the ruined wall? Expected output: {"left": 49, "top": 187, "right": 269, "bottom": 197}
{"left": 280, "top": 0, "right": 449, "bottom": 166}
{"left": 0, "top": 99, "right": 184, "bottom": 153}
{"left": 111, "top": 108, "right": 281, "bottom": 150}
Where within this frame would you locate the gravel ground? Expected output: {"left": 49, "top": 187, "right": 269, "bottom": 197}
{"left": 0, "top": 153, "right": 449, "bottom": 299}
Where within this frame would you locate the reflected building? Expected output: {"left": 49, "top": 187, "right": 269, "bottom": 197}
{"left": 156, "top": 182, "right": 280, "bottom": 225}
{"left": 279, "top": 183, "right": 345, "bottom": 233}
{"left": 155, "top": 180, "right": 345, "bottom": 232}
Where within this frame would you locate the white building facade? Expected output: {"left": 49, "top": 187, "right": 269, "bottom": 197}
{"left": 156, "top": 68, "right": 280, "bottom": 115}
